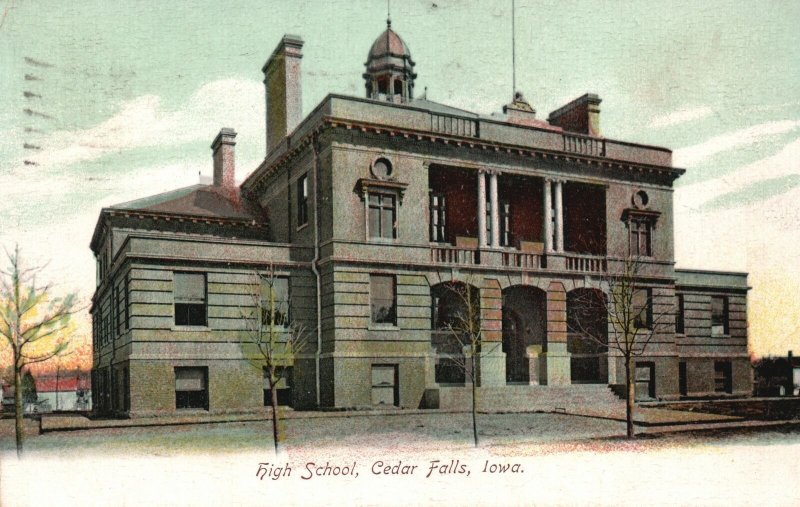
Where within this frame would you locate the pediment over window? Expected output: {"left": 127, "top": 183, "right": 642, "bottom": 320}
{"left": 357, "top": 178, "right": 409, "bottom": 203}
{"left": 621, "top": 208, "right": 661, "bottom": 224}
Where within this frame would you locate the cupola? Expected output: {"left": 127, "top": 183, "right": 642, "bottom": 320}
{"left": 363, "top": 20, "right": 416, "bottom": 103}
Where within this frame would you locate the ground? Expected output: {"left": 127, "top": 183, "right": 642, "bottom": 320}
{"left": 1, "top": 411, "right": 799, "bottom": 506}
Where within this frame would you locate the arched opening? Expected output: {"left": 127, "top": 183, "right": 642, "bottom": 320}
{"left": 431, "top": 281, "right": 480, "bottom": 385}
{"left": 567, "top": 288, "right": 608, "bottom": 384}
{"left": 377, "top": 76, "right": 389, "bottom": 96}
{"left": 502, "top": 286, "right": 547, "bottom": 384}
{"left": 393, "top": 79, "right": 403, "bottom": 96}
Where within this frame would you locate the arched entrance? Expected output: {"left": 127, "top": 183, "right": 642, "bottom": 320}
{"left": 501, "top": 286, "right": 547, "bottom": 384}
{"left": 431, "top": 281, "right": 480, "bottom": 385}
{"left": 566, "top": 288, "right": 608, "bottom": 384}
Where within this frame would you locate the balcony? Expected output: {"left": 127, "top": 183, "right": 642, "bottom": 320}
{"left": 430, "top": 245, "right": 479, "bottom": 266}
{"left": 430, "top": 242, "right": 607, "bottom": 274}
{"left": 564, "top": 253, "right": 607, "bottom": 273}
{"left": 502, "top": 251, "right": 543, "bottom": 269}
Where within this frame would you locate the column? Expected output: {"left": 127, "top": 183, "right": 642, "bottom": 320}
{"left": 543, "top": 179, "right": 553, "bottom": 253}
{"left": 555, "top": 180, "right": 564, "bottom": 252}
{"left": 489, "top": 171, "right": 500, "bottom": 248}
{"left": 477, "top": 170, "right": 487, "bottom": 248}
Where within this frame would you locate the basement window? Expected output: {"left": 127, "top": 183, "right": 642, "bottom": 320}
{"left": 175, "top": 367, "right": 208, "bottom": 410}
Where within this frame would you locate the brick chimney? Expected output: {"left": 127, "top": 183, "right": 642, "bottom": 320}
{"left": 211, "top": 128, "right": 237, "bottom": 188}
{"left": 262, "top": 34, "right": 304, "bottom": 156}
{"left": 548, "top": 93, "right": 602, "bottom": 136}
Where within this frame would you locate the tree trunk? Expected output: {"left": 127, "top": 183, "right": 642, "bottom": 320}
{"left": 471, "top": 352, "right": 478, "bottom": 447}
{"left": 625, "top": 357, "right": 635, "bottom": 438}
{"left": 14, "top": 357, "right": 24, "bottom": 458}
{"left": 268, "top": 368, "right": 280, "bottom": 455}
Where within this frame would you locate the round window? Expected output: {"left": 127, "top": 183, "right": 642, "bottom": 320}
{"left": 633, "top": 190, "right": 649, "bottom": 208}
{"left": 371, "top": 158, "right": 392, "bottom": 179}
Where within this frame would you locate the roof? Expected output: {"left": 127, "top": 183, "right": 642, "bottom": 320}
{"left": 409, "top": 98, "right": 479, "bottom": 118}
{"left": 110, "top": 184, "right": 265, "bottom": 222}
{"left": 35, "top": 376, "right": 91, "bottom": 393}
{"left": 90, "top": 183, "right": 269, "bottom": 253}
{"left": 367, "top": 22, "right": 411, "bottom": 61}
{"left": 2, "top": 375, "right": 91, "bottom": 396}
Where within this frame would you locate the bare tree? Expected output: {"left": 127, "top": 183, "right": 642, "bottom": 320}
{"left": 0, "top": 245, "right": 77, "bottom": 457}
{"left": 239, "top": 267, "right": 308, "bottom": 455}
{"left": 567, "top": 255, "right": 673, "bottom": 438}
{"left": 432, "top": 277, "right": 499, "bottom": 447}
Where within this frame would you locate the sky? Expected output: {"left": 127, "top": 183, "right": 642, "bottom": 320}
{"left": 1, "top": 0, "right": 799, "bottom": 363}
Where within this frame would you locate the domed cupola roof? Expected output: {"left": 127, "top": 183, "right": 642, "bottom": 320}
{"left": 363, "top": 20, "right": 417, "bottom": 103}
{"left": 365, "top": 20, "right": 415, "bottom": 73}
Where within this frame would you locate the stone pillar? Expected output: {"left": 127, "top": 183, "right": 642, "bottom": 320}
{"left": 478, "top": 277, "right": 505, "bottom": 386}
{"left": 554, "top": 179, "right": 564, "bottom": 253}
{"left": 489, "top": 171, "right": 500, "bottom": 248}
{"left": 543, "top": 179, "right": 553, "bottom": 253}
{"left": 545, "top": 281, "right": 571, "bottom": 385}
{"left": 477, "top": 170, "right": 487, "bottom": 248}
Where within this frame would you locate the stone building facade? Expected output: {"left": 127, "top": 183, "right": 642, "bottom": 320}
{"left": 90, "top": 25, "right": 750, "bottom": 417}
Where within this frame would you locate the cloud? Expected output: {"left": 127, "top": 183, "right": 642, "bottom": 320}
{"left": 673, "top": 120, "right": 800, "bottom": 167}
{"left": 21, "top": 78, "right": 265, "bottom": 170}
{"left": 675, "top": 135, "right": 800, "bottom": 211}
{"left": 647, "top": 105, "right": 714, "bottom": 129}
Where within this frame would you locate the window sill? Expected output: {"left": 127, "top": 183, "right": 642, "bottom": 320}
{"left": 711, "top": 333, "right": 731, "bottom": 339}
{"left": 368, "top": 324, "right": 400, "bottom": 331}
{"left": 171, "top": 325, "right": 211, "bottom": 332}
{"left": 368, "top": 238, "right": 399, "bottom": 244}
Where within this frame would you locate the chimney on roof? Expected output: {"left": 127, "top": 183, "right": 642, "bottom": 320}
{"left": 548, "top": 93, "right": 602, "bottom": 136}
{"left": 262, "top": 34, "right": 304, "bottom": 156}
{"left": 211, "top": 128, "right": 237, "bottom": 188}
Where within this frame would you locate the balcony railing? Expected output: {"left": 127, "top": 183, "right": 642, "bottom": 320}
{"left": 502, "top": 251, "right": 542, "bottom": 269}
{"left": 430, "top": 113, "right": 478, "bottom": 137}
{"left": 430, "top": 245, "right": 479, "bottom": 265}
{"left": 565, "top": 253, "right": 607, "bottom": 273}
{"left": 563, "top": 133, "right": 605, "bottom": 157}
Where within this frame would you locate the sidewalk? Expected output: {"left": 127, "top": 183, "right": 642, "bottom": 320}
{"left": 40, "top": 403, "right": 754, "bottom": 434}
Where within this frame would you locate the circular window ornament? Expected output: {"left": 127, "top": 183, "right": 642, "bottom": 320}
{"left": 632, "top": 190, "right": 649, "bottom": 208}
{"left": 371, "top": 157, "right": 392, "bottom": 179}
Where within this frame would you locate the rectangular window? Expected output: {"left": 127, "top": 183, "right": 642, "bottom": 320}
{"left": 429, "top": 192, "right": 446, "bottom": 242}
{"left": 297, "top": 173, "right": 309, "bottom": 227}
{"left": 370, "top": 274, "right": 396, "bottom": 325}
{"left": 714, "top": 361, "right": 732, "bottom": 393}
{"left": 368, "top": 193, "right": 397, "bottom": 239}
{"left": 263, "top": 366, "right": 293, "bottom": 407}
{"left": 499, "top": 201, "right": 511, "bottom": 247}
{"left": 174, "top": 272, "right": 207, "bottom": 326}
{"left": 175, "top": 367, "right": 208, "bottom": 410}
{"left": 711, "top": 296, "right": 728, "bottom": 336}
{"left": 629, "top": 219, "right": 652, "bottom": 257}
{"left": 371, "top": 364, "right": 398, "bottom": 406}
{"left": 115, "top": 277, "right": 129, "bottom": 335}
{"left": 632, "top": 288, "right": 652, "bottom": 329}
{"left": 678, "top": 361, "right": 687, "bottom": 396}
{"left": 261, "top": 276, "right": 290, "bottom": 327}
{"left": 676, "top": 294, "right": 685, "bottom": 334}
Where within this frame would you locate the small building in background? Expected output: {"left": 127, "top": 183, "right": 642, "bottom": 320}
{"left": 753, "top": 352, "right": 800, "bottom": 397}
